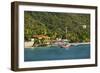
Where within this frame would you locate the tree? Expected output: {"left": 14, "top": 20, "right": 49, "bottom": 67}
{"left": 24, "top": 11, "right": 90, "bottom": 42}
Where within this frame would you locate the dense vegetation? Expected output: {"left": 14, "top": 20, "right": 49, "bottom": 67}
{"left": 24, "top": 11, "right": 90, "bottom": 43}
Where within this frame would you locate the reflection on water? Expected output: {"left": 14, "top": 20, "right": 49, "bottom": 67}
{"left": 24, "top": 44, "right": 90, "bottom": 61}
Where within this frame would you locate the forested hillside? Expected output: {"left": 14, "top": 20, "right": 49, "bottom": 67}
{"left": 24, "top": 11, "right": 90, "bottom": 43}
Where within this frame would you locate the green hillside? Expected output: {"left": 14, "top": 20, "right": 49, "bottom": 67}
{"left": 24, "top": 11, "right": 90, "bottom": 43}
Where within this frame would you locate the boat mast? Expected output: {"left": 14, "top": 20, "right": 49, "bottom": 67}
{"left": 66, "top": 27, "right": 67, "bottom": 39}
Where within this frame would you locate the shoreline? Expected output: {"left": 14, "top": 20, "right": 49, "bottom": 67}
{"left": 24, "top": 42, "right": 90, "bottom": 48}
{"left": 69, "top": 42, "right": 90, "bottom": 46}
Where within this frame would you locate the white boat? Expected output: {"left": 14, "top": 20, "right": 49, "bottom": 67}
{"left": 60, "top": 44, "right": 71, "bottom": 48}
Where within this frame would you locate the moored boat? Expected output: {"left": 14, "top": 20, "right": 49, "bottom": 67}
{"left": 60, "top": 44, "right": 71, "bottom": 48}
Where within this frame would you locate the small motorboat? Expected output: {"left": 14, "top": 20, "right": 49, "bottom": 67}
{"left": 59, "top": 44, "right": 71, "bottom": 48}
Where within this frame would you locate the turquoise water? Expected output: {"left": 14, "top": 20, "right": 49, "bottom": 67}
{"left": 24, "top": 44, "right": 90, "bottom": 61}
